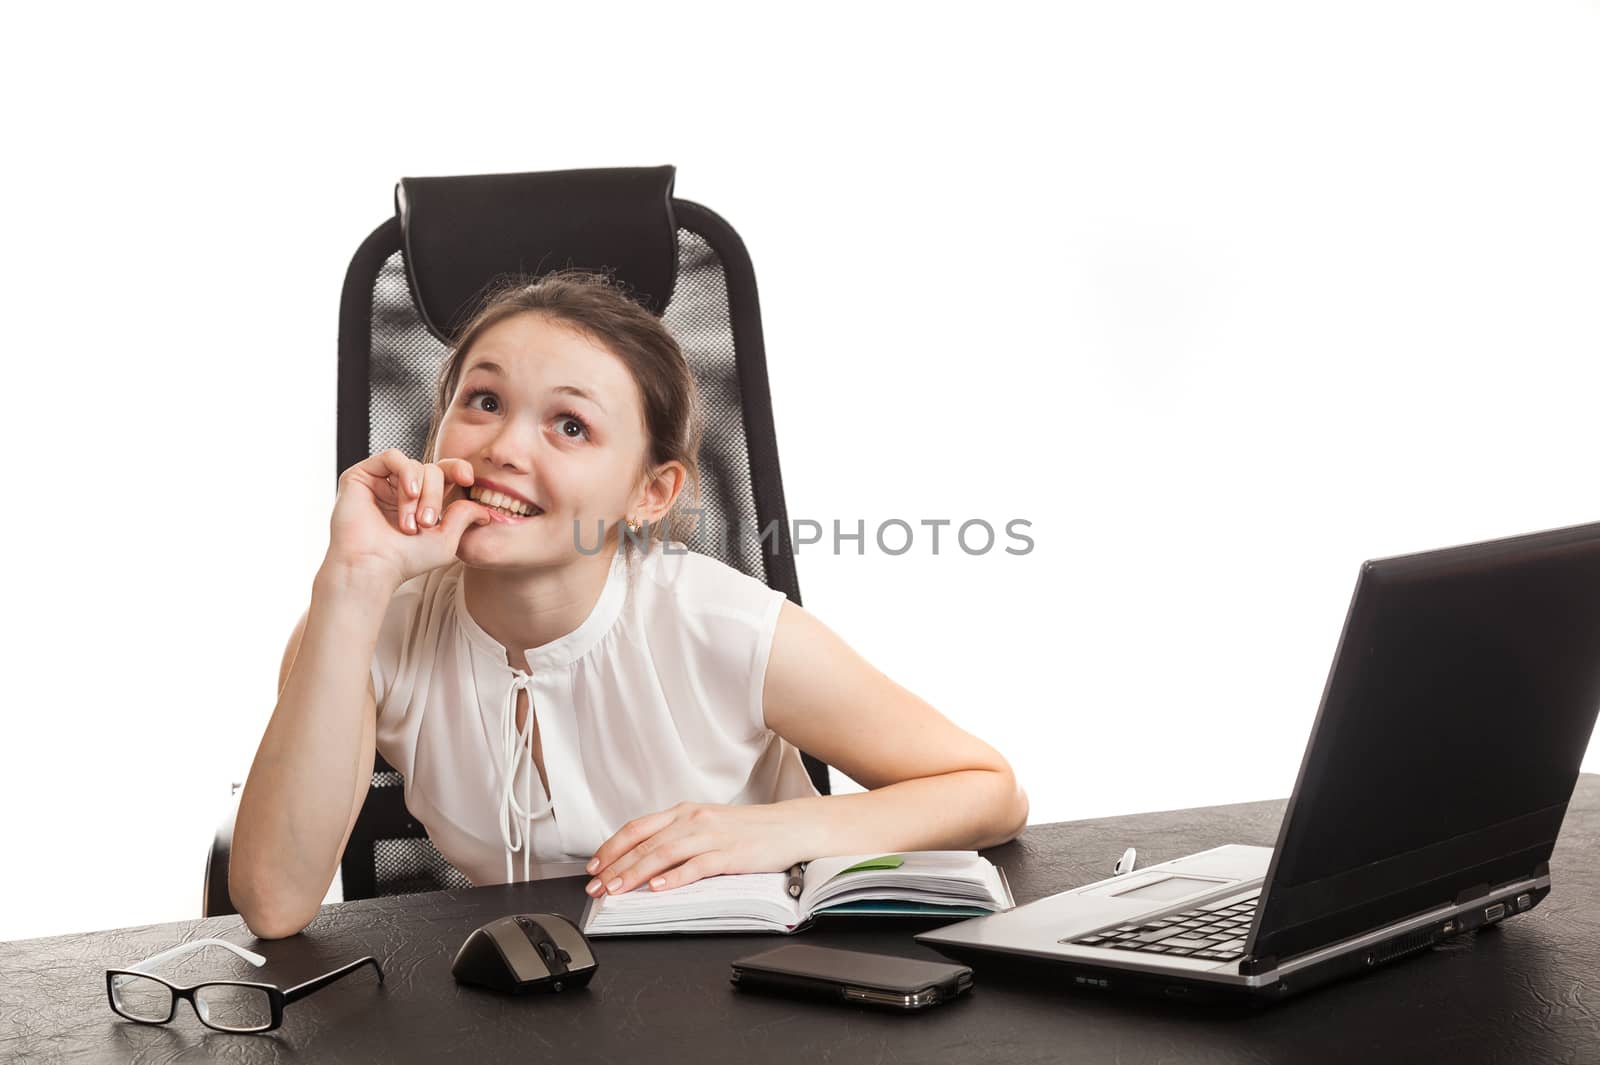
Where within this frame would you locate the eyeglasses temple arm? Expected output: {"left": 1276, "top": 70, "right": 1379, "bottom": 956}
{"left": 127, "top": 938, "right": 267, "bottom": 974}
{"left": 283, "top": 956, "right": 385, "bottom": 1004}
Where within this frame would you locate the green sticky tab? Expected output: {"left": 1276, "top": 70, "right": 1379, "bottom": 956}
{"left": 836, "top": 854, "right": 905, "bottom": 876}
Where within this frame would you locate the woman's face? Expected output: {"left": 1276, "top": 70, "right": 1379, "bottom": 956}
{"left": 434, "top": 311, "right": 652, "bottom": 569}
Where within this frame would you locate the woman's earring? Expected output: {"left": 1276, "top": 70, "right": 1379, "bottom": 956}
{"left": 626, "top": 517, "right": 641, "bottom": 533}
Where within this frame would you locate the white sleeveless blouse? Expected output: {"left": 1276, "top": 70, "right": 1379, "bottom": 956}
{"left": 368, "top": 539, "right": 821, "bottom": 885}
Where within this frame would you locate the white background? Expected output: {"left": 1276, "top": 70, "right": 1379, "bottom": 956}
{"left": 2, "top": 2, "right": 1596, "bottom": 943}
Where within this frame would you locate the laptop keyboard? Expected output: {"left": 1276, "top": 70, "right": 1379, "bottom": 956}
{"left": 1064, "top": 891, "right": 1259, "bottom": 961}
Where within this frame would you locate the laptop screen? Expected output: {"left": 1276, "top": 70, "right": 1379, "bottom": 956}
{"left": 1250, "top": 522, "right": 1600, "bottom": 965}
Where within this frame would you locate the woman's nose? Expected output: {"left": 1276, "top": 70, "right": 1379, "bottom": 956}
{"left": 482, "top": 416, "right": 541, "bottom": 470}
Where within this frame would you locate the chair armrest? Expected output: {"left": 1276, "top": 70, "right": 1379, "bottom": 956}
{"left": 202, "top": 784, "right": 243, "bottom": 918}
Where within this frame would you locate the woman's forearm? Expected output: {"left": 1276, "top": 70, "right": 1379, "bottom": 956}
{"left": 780, "top": 768, "right": 1029, "bottom": 858}
{"left": 230, "top": 562, "right": 395, "bottom": 937}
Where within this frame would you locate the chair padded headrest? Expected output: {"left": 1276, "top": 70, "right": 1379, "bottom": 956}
{"left": 395, "top": 165, "right": 679, "bottom": 342}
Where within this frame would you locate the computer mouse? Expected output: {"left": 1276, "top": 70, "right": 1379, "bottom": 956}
{"left": 451, "top": 912, "right": 598, "bottom": 994}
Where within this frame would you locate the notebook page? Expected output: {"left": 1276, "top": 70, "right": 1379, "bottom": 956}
{"left": 583, "top": 871, "right": 799, "bottom": 932}
{"left": 798, "top": 851, "right": 1001, "bottom": 913}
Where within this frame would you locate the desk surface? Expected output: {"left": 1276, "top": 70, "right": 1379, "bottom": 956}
{"left": 4, "top": 775, "right": 1597, "bottom": 1065}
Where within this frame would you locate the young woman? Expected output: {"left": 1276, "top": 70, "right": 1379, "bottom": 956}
{"left": 231, "top": 270, "right": 1028, "bottom": 939}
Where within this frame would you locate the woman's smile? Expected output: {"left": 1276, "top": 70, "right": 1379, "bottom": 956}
{"left": 441, "top": 483, "right": 544, "bottom": 526}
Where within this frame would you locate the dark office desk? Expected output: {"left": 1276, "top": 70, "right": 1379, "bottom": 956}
{"left": 4, "top": 775, "right": 1597, "bottom": 1065}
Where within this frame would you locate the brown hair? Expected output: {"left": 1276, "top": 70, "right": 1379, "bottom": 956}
{"left": 421, "top": 268, "right": 703, "bottom": 569}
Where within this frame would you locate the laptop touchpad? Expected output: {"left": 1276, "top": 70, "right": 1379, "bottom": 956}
{"left": 1106, "top": 874, "right": 1228, "bottom": 901}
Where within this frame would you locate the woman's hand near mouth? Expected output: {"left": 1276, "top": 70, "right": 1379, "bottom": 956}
{"left": 325, "top": 449, "right": 493, "bottom": 587}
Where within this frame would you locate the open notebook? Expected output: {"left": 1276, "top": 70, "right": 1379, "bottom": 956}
{"left": 579, "top": 851, "right": 1015, "bottom": 936}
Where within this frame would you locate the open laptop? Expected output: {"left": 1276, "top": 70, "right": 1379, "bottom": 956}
{"left": 917, "top": 519, "right": 1600, "bottom": 1002}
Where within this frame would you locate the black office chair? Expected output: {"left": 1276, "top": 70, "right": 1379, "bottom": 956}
{"left": 204, "top": 165, "right": 826, "bottom": 917}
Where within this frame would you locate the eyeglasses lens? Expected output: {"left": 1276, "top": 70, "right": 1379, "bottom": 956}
{"left": 110, "top": 974, "right": 173, "bottom": 1022}
{"left": 193, "top": 984, "right": 274, "bottom": 1031}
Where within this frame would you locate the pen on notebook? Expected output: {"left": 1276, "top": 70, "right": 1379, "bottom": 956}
{"left": 785, "top": 862, "right": 806, "bottom": 898}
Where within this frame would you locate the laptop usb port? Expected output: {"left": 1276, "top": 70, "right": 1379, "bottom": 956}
{"left": 1484, "top": 903, "right": 1506, "bottom": 922}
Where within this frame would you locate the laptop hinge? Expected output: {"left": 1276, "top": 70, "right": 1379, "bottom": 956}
{"left": 1238, "top": 953, "right": 1278, "bottom": 977}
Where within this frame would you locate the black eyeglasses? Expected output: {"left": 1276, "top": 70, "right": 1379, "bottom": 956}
{"left": 106, "top": 938, "right": 384, "bottom": 1034}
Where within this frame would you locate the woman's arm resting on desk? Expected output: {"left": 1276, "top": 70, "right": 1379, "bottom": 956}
{"left": 586, "top": 600, "right": 1029, "bottom": 896}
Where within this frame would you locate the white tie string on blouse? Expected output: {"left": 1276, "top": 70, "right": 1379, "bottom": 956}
{"left": 498, "top": 671, "right": 541, "bottom": 884}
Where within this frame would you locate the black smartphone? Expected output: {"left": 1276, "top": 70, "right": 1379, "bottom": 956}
{"left": 729, "top": 944, "right": 974, "bottom": 1011}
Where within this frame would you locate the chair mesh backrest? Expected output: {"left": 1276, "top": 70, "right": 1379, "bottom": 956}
{"left": 359, "top": 227, "right": 783, "bottom": 896}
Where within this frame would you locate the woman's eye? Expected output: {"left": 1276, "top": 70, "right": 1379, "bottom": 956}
{"left": 465, "top": 389, "right": 498, "bottom": 413}
{"left": 557, "top": 413, "right": 591, "bottom": 441}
